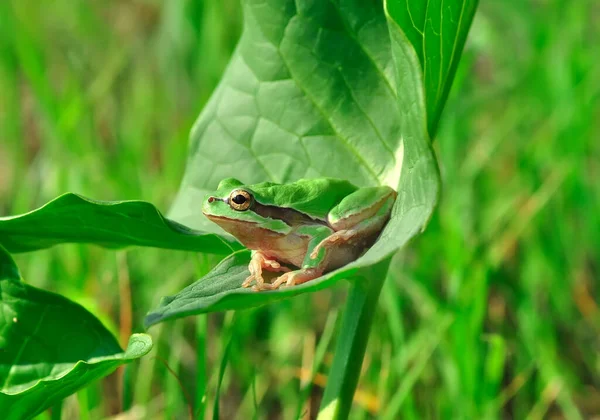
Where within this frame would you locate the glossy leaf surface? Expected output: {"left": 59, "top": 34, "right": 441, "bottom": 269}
{"left": 0, "top": 193, "right": 240, "bottom": 254}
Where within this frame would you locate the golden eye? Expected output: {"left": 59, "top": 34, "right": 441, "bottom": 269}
{"left": 228, "top": 189, "right": 252, "bottom": 211}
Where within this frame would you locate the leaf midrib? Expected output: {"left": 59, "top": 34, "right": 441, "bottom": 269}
{"left": 0, "top": 306, "right": 48, "bottom": 391}
{"left": 247, "top": 2, "right": 403, "bottom": 185}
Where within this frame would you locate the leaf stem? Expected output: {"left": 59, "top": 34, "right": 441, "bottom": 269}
{"left": 318, "top": 256, "right": 392, "bottom": 419}
{"left": 50, "top": 400, "right": 63, "bottom": 420}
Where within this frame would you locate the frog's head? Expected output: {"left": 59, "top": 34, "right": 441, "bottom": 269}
{"left": 202, "top": 178, "right": 290, "bottom": 246}
{"left": 202, "top": 178, "right": 257, "bottom": 221}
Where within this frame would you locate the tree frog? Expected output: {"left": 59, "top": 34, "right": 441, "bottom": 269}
{"left": 202, "top": 178, "right": 396, "bottom": 291}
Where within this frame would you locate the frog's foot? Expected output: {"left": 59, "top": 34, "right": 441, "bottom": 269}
{"left": 242, "top": 251, "right": 290, "bottom": 289}
{"left": 309, "top": 230, "right": 355, "bottom": 260}
{"left": 252, "top": 268, "right": 322, "bottom": 291}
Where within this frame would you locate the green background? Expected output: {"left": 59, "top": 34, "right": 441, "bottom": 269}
{"left": 1, "top": 0, "right": 598, "bottom": 418}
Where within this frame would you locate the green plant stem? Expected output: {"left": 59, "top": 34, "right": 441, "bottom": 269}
{"left": 78, "top": 388, "right": 90, "bottom": 420}
{"left": 195, "top": 315, "right": 207, "bottom": 419}
{"left": 50, "top": 400, "right": 63, "bottom": 420}
{"left": 319, "top": 256, "right": 392, "bottom": 419}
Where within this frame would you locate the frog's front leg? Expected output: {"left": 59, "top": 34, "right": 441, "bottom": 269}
{"left": 242, "top": 250, "right": 290, "bottom": 289}
{"left": 251, "top": 226, "right": 333, "bottom": 291}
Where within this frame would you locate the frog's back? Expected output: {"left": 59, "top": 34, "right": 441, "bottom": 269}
{"left": 249, "top": 178, "right": 358, "bottom": 220}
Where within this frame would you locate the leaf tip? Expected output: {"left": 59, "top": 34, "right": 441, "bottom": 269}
{"left": 0, "top": 245, "right": 21, "bottom": 281}
{"left": 143, "top": 312, "right": 164, "bottom": 329}
{"left": 124, "top": 333, "right": 153, "bottom": 358}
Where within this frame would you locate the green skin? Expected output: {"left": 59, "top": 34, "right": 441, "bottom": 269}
{"left": 202, "top": 178, "right": 397, "bottom": 291}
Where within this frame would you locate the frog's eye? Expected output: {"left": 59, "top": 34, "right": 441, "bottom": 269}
{"left": 228, "top": 189, "right": 252, "bottom": 211}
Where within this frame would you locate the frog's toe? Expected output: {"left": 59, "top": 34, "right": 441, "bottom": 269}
{"left": 283, "top": 268, "right": 321, "bottom": 287}
{"left": 245, "top": 272, "right": 271, "bottom": 289}
{"left": 242, "top": 274, "right": 255, "bottom": 288}
{"left": 251, "top": 282, "right": 278, "bottom": 291}
{"left": 263, "top": 262, "right": 291, "bottom": 273}
{"left": 250, "top": 268, "right": 322, "bottom": 291}
{"left": 265, "top": 272, "right": 292, "bottom": 289}
{"left": 264, "top": 259, "right": 280, "bottom": 269}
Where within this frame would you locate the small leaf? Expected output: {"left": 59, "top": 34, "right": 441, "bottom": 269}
{"left": 0, "top": 193, "right": 241, "bottom": 254}
{"left": 0, "top": 246, "right": 153, "bottom": 419}
{"left": 386, "top": 0, "right": 479, "bottom": 135}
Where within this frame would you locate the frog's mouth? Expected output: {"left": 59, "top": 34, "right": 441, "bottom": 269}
{"left": 202, "top": 213, "right": 252, "bottom": 225}
{"left": 202, "top": 213, "right": 267, "bottom": 234}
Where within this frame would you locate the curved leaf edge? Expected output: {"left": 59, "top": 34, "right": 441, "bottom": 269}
{"left": 0, "top": 244, "right": 20, "bottom": 282}
{"left": 0, "top": 333, "right": 153, "bottom": 397}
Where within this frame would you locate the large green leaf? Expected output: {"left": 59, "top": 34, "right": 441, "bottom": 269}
{"left": 170, "top": 0, "right": 409, "bottom": 228}
{"left": 148, "top": 0, "right": 478, "bottom": 324}
{"left": 0, "top": 246, "right": 153, "bottom": 419}
{"left": 170, "top": 0, "right": 476, "bottom": 231}
{"left": 0, "top": 193, "right": 240, "bottom": 254}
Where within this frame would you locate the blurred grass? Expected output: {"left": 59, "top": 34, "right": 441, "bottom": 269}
{"left": 0, "top": 0, "right": 599, "bottom": 418}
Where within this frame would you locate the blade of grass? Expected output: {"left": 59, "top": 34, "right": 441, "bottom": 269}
{"left": 318, "top": 257, "right": 391, "bottom": 419}
{"left": 163, "top": 322, "right": 190, "bottom": 419}
{"left": 482, "top": 334, "right": 507, "bottom": 417}
{"left": 251, "top": 373, "right": 259, "bottom": 420}
{"left": 295, "top": 309, "right": 339, "bottom": 419}
{"left": 382, "top": 312, "right": 453, "bottom": 419}
{"left": 212, "top": 312, "right": 236, "bottom": 420}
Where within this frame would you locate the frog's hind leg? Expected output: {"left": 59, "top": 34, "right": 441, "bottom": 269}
{"left": 309, "top": 214, "right": 388, "bottom": 260}
{"left": 310, "top": 188, "right": 396, "bottom": 260}
{"left": 242, "top": 251, "right": 290, "bottom": 289}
